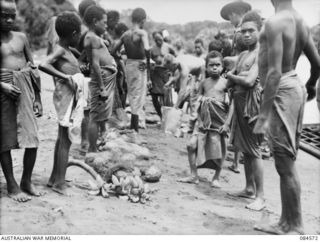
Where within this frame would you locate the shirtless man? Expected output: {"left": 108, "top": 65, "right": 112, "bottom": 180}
{"left": 0, "top": 0, "right": 44, "bottom": 202}
{"left": 222, "top": 11, "right": 265, "bottom": 211}
{"left": 112, "top": 8, "right": 151, "bottom": 133}
{"left": 253, "top": 0, "right": 320, "bottom": 235}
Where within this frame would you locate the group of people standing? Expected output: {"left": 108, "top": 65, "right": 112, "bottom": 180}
{"left": 0, "top": 0, "right": 320, "bottom": 236}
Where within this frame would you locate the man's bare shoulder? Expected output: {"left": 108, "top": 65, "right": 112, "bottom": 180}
{"left": 84, "top": 31, "right": 101, "bottom": 48}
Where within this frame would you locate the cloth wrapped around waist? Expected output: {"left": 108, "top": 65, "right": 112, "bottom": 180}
{"left": 89, "top": 66, "right": 117, "bottom": 122}
{"left": 0, "top": 63, "right": 40, "bottom": 149}
{"left": 267, "top": 70, "right": 306, "bottom": 159}
{"left": 125, "top": 59, "right": 147, "bottom": 115}
{"left": 197, "top": 96, "right": 228, "bottom": 132}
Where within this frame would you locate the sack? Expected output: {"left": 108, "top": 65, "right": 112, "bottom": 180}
{"left": 161, "top": 106, "right": 183, "bottom": 135}
{"left": 163, "top": 86, "right": 173, "bottom": 107}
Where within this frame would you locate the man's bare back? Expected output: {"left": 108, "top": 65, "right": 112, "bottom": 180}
{"left": 1, "top": 31, "right": 29, "bottom": 70}
{"left": 259, "top": 9, "right": 310, "bottom": 87}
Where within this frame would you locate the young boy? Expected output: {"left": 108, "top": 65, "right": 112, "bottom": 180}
{"left": 0, "top": 0, "right": 43, "bottom": 202}
{"left": 39, "top": 11, "right": 82, "bottom": 195}
{"left": 112, "top": 8, "right": 151, "bottom": 133}
{"left": 83, "top": 5, "right": 117, "bottom": 152}
{"left": 177, "top": 51, "right": 229, "bottom": 188}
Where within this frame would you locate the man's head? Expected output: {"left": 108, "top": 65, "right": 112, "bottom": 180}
{"left": 153, "top": 31, "right": 164, "bottom": 47}
{"left": 208, "top": 38, "right": 232, "bottom": 57}
{"left": 220, "top": 1, "right": 252, "bottom": 27}
{"left": 241, "top": 11, "right": 262, "bottom": 48}
{"left": 206, "top": 51, "right": 224, "bottom": 78}
{"left": 174, "top": 39, "right": 184, "bottom": 51}
{"left": 84, "top": 5, "right": 107, "bottom": 35}
{"left": 131, "top": 8, "right": 146, "bottom": 28}
{"left": 114, "top": 22, "right": 128, "bottom": 38}
{"left": 78, "top": 0, "right": 96, "bottom": 19}
{"left": 107, "top": 10, "right": 120, "bottom": 30}
{"left": 194, "top": 38, "right": 205, "bottom": 56}
{"left": 0, "top": 0, "right": 17, "bottom": 33}
{"left": 55, "top": 11, "right": 81, "bottom": 47}
{"left": 163, "top": 54, "right": 176, "bottom": 71}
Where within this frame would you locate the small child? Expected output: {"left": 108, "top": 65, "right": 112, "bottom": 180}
{"left": 177, "top": 51, "right": 229, "bottom": 188}
{"left": 39, "top": 11, "right": 82, "bottom": 195}
{"left": 83, "top": 5, "right": 117, "bottom": 152}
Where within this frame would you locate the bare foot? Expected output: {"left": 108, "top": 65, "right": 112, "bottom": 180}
{"left": 228, "top": 165, "right": 240, "bottom": 174}
{"left": 52, "top": 184, "right": 71, "bottom": 196}
{"left": 8, "top": 191, "right": 31, "bottom": 203}
{"left": 228, "top": 190, "right": 255, "bottom": 199}
{"left": 211, "top": 180, "right": 221, "bottom": 188}
{"left": 254, "top": 222, "right": 287, "bottom": 235}
{"left": 20, "top": 182, "right": 46, "bottom": 197}
{"left": 245, "top": 198, "right": 266, "bottom": 211}
{"left": 177, "top": 176, "right": 199, "bottom": 184}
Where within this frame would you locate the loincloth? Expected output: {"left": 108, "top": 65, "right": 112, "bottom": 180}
{"left": 267, "top": 71, "right": 306, "bottom": 160}
{"left": 0, "top": 65, "right": 40, "bottom": 152}
{"left": 89, "top": 66, "right": 117, "bottom": 122}
{"left": 125, "top": 59, "right": 147, "bottom": 115}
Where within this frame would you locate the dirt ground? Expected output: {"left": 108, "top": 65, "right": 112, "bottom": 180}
{"left": 0, "top": 50, "right": 319, "bottom": 235}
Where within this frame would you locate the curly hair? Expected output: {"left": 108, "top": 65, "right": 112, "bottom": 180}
{"left": 83, "top": 5, "right": 106, "bottom": 26}
{"left": 55, "top": 11, "right": 81, "bottom": 38}
{"left": 131, "top": 8, "right": 146, "bottom": 23}
{"left": 205, "top": 51, "right": 223, "bottom": 67}
{"left": 78, "top": 0, "right": 96, "bottom": 18}
{"left": 241, "top": 10, "right": 263, "bottom": 30}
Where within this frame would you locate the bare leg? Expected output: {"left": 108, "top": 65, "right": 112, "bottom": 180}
{"left": 228, "top": 152, "right": 255, "bottom": 199}
{"left": 255, "top": 153, "right": 303, "bottom": 234}
{"left": 130, "top": 114, "right": 139, "bottom": 133}
{"left": 80, "top": 110, "right": 90, "bottom": 151}
{"left": 88, "top": 119, "right": 99, "bottom": 153}
{"left": 20, "top": 148, "right": 45, "bottom": 197}
{"left": 245, "top": 155, "right": 265, "bottom": 211}
{"left": 50, "top": 126, "right": 71, "bottom": 195}
{"left": 0, "top": 151, "right": 31, "bottom": 202}
{"left": 229, "top": 149, "right": 240, "bottom": 173}
{"left": 151, "top": 94, "right": 162, "bottom": 119}
{"left": 177, "top": 136, "right": 199, "bottom": 184}
{"left": 211, "top": 162, "right": 222, "bottom": 188}
{"left": 48, "top": 126, "right": 60, "bottom": 187}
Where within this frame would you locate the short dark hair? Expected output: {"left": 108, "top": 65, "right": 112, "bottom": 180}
{"left": 241, "top": 10, "right": 263, "bottom": 30}
{"left": 152, "top": 31, "right": 163, "bottom": 39}
{"left": 131, "top": 8, "right": 146, "bottom": 23}
{"left": 55, "top": 11, "right": 81, "bottom": 38}
{"left": 78, "top": 0, "right": 96, "bottom": 18}
{"left": 83, "top": 5, "right": 106, "bottom": 25}
{"left": 115, "top": 22, "right": 128, "bottom": 37}
{"left": 107, "top": 10, "right": 120, "bottom": 21}
{"left": 206, "top": 51, "right": 223, "bottom": 66}
{"left": 208, "top": 39, "right": 232, "bottom": 57}
{"left": 194, "top": 38, "right": 204, "bottom": 47}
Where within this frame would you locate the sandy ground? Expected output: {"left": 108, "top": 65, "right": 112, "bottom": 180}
{"left": 0, "top": 50, "right": 319, "bottom": 235}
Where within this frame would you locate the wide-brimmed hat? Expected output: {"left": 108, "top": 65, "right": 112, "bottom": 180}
{"left": 220, "top": 1, "right": 252, "bottom": 20}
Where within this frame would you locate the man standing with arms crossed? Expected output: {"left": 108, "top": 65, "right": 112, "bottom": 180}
{"left": 254, "top": 0, "right": 320, "bottom": 235}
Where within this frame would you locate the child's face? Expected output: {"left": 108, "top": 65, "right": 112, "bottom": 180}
{"left": 70, "top": 30, "right": 81, "bottom": 47}
{"left": 94, "top": 14, "right": 107, "bottom": 36}
{"left": 0, "top": 1, "right": 17, "bottom": 32}
{"left": 241, "top": 21, "right": 259, "bottom": 47}
{"left": 206, "top": 57, "right": 223, "bottom": 78}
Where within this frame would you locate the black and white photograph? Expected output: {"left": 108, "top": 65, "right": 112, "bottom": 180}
{"left": 0, "top": 0, "right": 320, "bottom": 238}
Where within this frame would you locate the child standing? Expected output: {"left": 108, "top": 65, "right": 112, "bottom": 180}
{"left": 177, "top": 51, "right": 229, "bottom": 188}
{"left": 83, "top": 5, "right": 117, "bottom": 152}
{"left": 39, "top": 11, "right": 82, "bottom": 195}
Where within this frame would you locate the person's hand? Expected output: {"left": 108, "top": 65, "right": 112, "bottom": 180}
{"left": 253, "top": 116, "right": 269, "bottom": 134}
{"left": 306, "top": 84, "right": 316, "bottom": 101}
{"left": 33, "top": 100, "right": 43, "bottom": 117}
{"left": 99, "top": 88, "right": 108, "bottom": 101}
{"left": 138, "top": 62, "right": 147, "bottom": 71}
{"left": 226, "top": 71, "right": 233, "bottom": 80}
{"left": 164, "top": 80, "right": 172, "bottom": 88}
{"left": 147, "top": 80, "right": 152, "bottom": 90}
{"left": 218, "top": 124, "right": 230, "bottom": 136}
{"left": 67, "top": 76, "right": 77, "bottom": 91}
{"left": 0, "top": 82, "right": 21, "bottom": 99}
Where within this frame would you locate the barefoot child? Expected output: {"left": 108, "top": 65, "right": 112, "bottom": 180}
{"left": 0, "top": 0, "right": 44, "bottom": 202}
{"left": 83, "top": 5, "right": 117, "bottom": 152}
{"left": 177, "top": 51, "right": 229, "bottom": 188}
{"left": 39, "top": 11, "right": 82, "bottom": 195}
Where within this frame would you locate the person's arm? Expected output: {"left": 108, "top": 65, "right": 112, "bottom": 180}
{"left": 226, "top": 54, "right": 258, "bottom": 87}
{"left": 23, "top": 33, "right": 43, "bottom": 116}
{"left": 39, "top": 47, "right": 72, "bottom": 81}
{"left": 165, "top": 67, "right": 181, "bottom": 87}
{"left": 304, "top": 29, "right": 320, "bottom": 101}
{"left": 111, "top": 34, "right": 124, "bottom": 56}
{"left": 254, "top": 20, "right": 283, "bottom": 134}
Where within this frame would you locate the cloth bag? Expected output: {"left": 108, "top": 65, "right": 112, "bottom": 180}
{"left": 161, "top": 106, "right": 183, "bottom": 135}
